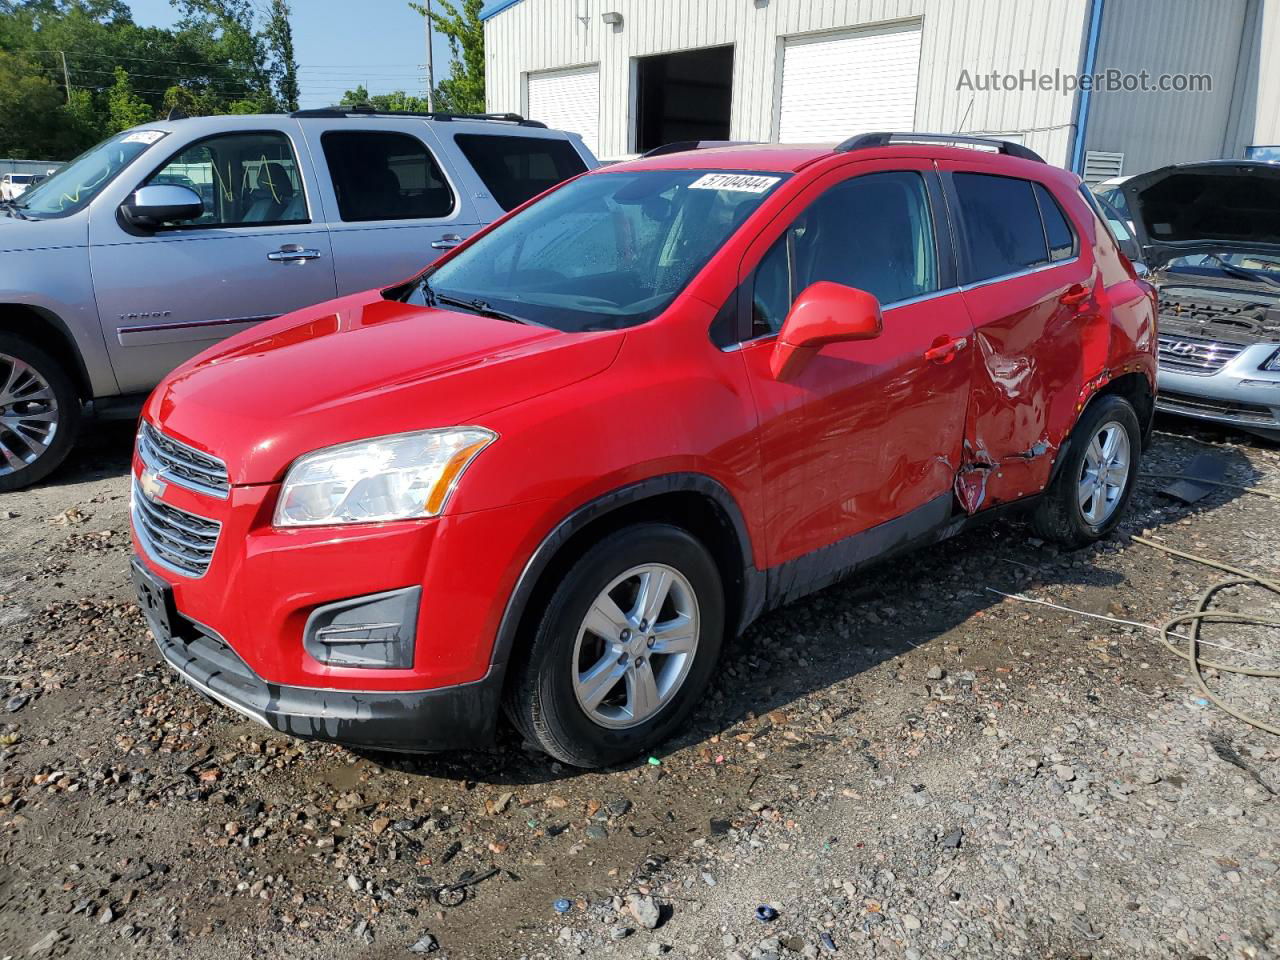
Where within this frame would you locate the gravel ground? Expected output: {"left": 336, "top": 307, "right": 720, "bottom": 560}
{"left": 0, "top": 417, "right": 1277, "bottom": 960}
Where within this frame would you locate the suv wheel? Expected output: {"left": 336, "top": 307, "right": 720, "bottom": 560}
{"left": 506, "top": 523, "right": 725, "bottom": 768}
{"left": 0, "top": 334, "right": 81, "bottom": 492}
{"left": 1031, "top": 394, "right": 1141, "bottom": 548}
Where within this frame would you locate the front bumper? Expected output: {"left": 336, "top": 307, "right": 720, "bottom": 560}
{"left": 142, "top": 569, "right": 503, "bottom": 752}
{"left": 1156, "top": 343, "right": 1280, "bottom": 439}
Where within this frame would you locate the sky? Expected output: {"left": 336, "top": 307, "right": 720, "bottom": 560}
{"left": 125, "top": 0, "right": 458, "bottom": 109}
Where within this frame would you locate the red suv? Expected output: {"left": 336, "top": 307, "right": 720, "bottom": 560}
{"left": 130, "top": 133, "right": 1156, "bottom": 768}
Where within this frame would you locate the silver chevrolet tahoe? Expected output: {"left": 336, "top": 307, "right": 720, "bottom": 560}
{"left": 1095, "top": 161, "right": 1280, "bottom": 443}
{"left": 0, "top": 109, "right": 595, "bottom": 490}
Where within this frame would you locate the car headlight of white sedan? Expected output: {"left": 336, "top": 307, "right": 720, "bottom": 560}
{"left": 274, "top": 428, "right": 495, "bottom": 527}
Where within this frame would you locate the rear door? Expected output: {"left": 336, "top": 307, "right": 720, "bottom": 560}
{"left": 302, "top": 120, "right": 480, "bottom": 295}
{"left": 941, "top": 165, "right": 1097, "bottom": 511}
{"left": 88, "top": 122, "right": 337, "bottom": 394}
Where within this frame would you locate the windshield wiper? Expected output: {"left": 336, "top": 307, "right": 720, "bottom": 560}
{"left": 0, "top": 199, "right": 29, "bottom": 220}
{"left": 434, "top": 293, "right": 531, "bottom": 325}
{"left": 1205, "top": 253, "right": 1280, "bottom": 288}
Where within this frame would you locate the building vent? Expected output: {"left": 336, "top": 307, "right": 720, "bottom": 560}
{"left": 1082, "top": 151, "right": 1124, "bottom": 184}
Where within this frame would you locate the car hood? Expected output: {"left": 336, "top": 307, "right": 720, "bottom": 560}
{"left": 146, "top": 290, "right": 624, "bottom": 485}
{"left": 0, "top": 211, "right": 86, "bottom": 254}
{"left": 1117, "top": 161, "right": 1280, "bottom": 267}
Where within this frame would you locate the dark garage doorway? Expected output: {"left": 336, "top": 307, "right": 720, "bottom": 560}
{"left": 635, "top": 45, "right": 733, "bottom": 153}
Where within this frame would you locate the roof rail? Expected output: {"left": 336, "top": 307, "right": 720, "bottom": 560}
{"left": 289, "top": 106, "right": 547, "bottom": 127}
{"left": 835, "top": 132, "right": 1045, "bottom": 164}
{"left": 641, "top": 140, "right": 758, "bottom": 158}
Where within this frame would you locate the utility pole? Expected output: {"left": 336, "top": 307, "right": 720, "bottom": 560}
{"left": 60, "top": 50, "right": 71, "bottom": 105}
{"left": 424, "top": 0, "right": 435, "bottom": 112}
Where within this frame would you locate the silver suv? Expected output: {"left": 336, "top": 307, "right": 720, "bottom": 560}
{"left": 0, "top": 109, "right": 595, "bottom": 490}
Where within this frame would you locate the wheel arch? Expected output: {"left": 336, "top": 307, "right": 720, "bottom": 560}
{"left": 0, "top": 303, "right": 92, "bottom": 400}
{"left": 1048, "top": 371, "right": 1153, "bottom": 487}
{"left": 488, "top": 473, "right": 764, "bottom": 684}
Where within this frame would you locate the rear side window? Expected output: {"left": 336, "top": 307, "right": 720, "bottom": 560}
{"left": 454, "top": 134, "right": 587, "bottom": 211}
{"left": 321, "top": 131, "right": 454, "bottom": 222}
{"left": 954, "top": 173, "right": 1048, "bottom": 282}
{"left": 1034, "top": 183, "right": 1077, "bottom": 261}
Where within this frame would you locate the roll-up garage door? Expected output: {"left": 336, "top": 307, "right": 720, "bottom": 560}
{"left": 527, "top": 65, "right": 600, "bottom": 157}
{"left": 777, "top": 21, "right": 922, "bottom": 143}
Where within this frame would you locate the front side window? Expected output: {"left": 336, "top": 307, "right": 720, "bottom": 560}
{"left": 144, "top": 131, "right": 307, "bottom": 228}
{"left": 321, "top": 131, "right": 454, "bottom": 222}
{"left": 954, "top": 172, "right": 1049, "bottom": 282}
{"left": 751, "top": 171, "right": 939, "bottom": 337}
{"left": 408, "top": 169, "right": 786, "bottom": 332}
{"left": 17, "top": 130, "right": 168, "bottom": 219}
{"left": 454, "top": 133, "right": 587, "bottom": 211}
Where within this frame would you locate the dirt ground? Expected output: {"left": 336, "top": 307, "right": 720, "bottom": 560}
{"left": 0, "top": 416, "right": 1277, "bottom": 960}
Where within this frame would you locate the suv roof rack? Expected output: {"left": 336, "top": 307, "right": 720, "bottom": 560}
{"left": 289, "top": 106, "right": 547, "bottom": 127}
{"left": 835, "top": 131, "right": 1045, "bottom": 163}
{"left": 641, "top": 140, "right": 758, "bottom": 158}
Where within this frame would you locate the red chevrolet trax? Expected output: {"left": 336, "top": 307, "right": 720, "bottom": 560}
{"left": 130, "top": 134, "right": 1157, "bottom": 768}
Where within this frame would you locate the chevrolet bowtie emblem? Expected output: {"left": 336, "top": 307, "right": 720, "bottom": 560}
{"left": 139, "top": 467, "right": 167, "bottom": 501}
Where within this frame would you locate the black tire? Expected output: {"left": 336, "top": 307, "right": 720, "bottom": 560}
{"left": 505, "top": 523, "right": 725, "bottom": 768}
{"left": 1031, "top": 394, "right": 1141, "bottom": 549}
{"left": 0, "top": 334, "right": 82, "bottom": 493}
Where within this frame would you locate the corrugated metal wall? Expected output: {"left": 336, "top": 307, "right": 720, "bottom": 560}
{"left": 485, "top": 0, "right": 1091, "bottom": 165}
{"left": 1084, "top": 0, "right": 1254, "bottom": 174}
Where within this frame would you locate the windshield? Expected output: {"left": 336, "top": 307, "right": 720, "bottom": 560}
{"left": 1166, "top": 252, "right": 1280, "bottom": 283}
{"left": 406, "top": 169, "right": 787, "bottom": 331}
{"left": 15, "top": 130, "right": 167, "bottom": 219}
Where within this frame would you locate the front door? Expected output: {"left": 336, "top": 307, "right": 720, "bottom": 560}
{"left": 734, "top": 162, "right": 973, "bottom": 581}
{"left": 89, "top": 123, "right": 337, "bottom": 394}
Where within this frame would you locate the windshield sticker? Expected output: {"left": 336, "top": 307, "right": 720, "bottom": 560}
{"left": 121, "top": 131, "right": 165, "bottom": 145}
{"left": 688, "top": 173, "right": 781, "bottom": 194}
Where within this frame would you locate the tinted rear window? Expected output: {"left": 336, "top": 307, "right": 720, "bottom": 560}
{"left": 455, "top": 134, "right": 587, "bottom": 211}
{"left": 954, "top": 173, "right": 1049, "bottom": 282}
{"left": 1035, "top": 183, "right": 1077, "bottom": 261}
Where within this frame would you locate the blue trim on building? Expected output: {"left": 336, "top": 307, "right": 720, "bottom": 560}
{"left": 1070, "top": 0, "right": 1106, "bottom": 175}
{"left": 480, "top": 0, "right": 522, "bottom": 20}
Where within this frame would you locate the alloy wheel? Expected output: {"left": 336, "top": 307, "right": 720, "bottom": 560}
{"left": 1077, "top": 419, "right": 1131, "bottom": 525}
{"left": 571, "top": 563, "right": 701, "bottom": 730}
{"left": 0, "top": 352, "right": 59, "bottom": 476}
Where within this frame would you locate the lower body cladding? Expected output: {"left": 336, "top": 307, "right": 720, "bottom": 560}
{"left": 136, "top": 558, "right": 504, "bottom": 751}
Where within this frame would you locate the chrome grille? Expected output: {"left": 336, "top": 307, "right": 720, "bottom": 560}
{"left": 1156, "top": 335, "right": 1243, "bottom": 375}
{"left": 138, "top": 421, "right": 229, "bottom": 498}
{"left": 131, "top": 478, "right": 222, "bottom": 578}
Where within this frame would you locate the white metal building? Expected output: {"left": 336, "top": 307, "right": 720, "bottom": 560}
{"left": 481, "top": 0, "right": 1280, "bottom": 178}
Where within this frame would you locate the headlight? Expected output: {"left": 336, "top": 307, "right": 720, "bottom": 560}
{"left": 1263, "top": 348, "right": 1280, "bottom": 372}
{"left": 274, "top": 428, "right": 495, "bottom": 527}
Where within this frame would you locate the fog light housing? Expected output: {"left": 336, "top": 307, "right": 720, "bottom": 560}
{"left": 303, "top": 587, "right": 420, "bottom": 669}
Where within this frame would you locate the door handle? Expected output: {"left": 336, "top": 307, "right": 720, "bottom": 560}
{"left": 430, "top": 233, "right": 464, "bottom": 250}
{"left": 1060, "top": 283, "right": 1092, "bottom": 306}
{"left": 924, "top": 336, "right": 969, "bottom": 364}
{"left": 267, "top": 245, "right": 321, "bottom": 262}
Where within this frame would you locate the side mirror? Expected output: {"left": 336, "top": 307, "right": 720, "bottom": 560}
{"left": 770, "top": 281, "right": 883, "bottom": 380}
{"left": 121, "top": 184, "right": 203, "bottom": 228}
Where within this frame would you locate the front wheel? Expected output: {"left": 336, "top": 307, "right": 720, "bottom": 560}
{"left": 1031, "top": 394, "right": 1141, "bottom": 548}
{"left": 505, "top": 523, "right": 725, "bottom": 768}
{"left": 0, "top": 334, "right": 81, "bottom": 493}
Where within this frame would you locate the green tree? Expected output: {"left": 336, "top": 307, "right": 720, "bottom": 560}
{"left": 264, "top": 0, "right": 298, "bottom": 112}
{"left": 339, "top": 85, "right": 430, "bottom": 113}
{"left": 409, "top": 0, "right": 484, "bottom": 113}
{"left": 106, "top": 65, "right": 151, "bottom": 131}
{"left": 0, "top": 50, "right": 83, "bottom": 156}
